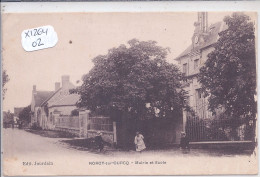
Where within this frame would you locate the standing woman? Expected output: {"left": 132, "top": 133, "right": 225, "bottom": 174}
{"left": 134, "top": 131, "right": 146, "bottom": 152}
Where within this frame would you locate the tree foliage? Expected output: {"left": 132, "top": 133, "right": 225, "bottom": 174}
{"left": 71, "top": 109, "right": 79, "bottom": 116}
{"left": 3, "top": 110, "right": 14, "bottom": 124}
{"left": 72, "top": 39, "right": 187, "bottom": 121}
{"left": 2, "top": 68, "right": 9, "bottom": 100}
{"left": 199, "top": 13, "right": 256, "bottom": 120}
{"left": 19, "top": 105, "right": 31, "bottom": 123}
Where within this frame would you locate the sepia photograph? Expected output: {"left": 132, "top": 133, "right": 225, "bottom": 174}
{"left": 1, "top": 2, "right": 258, "bottom": 176}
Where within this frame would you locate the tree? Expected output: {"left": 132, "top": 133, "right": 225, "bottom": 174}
{"left": 2, "top": 68, "right": 9, "bottom": 100}
{"left": 72, "top": 39, "right": 187, "bottom": 121}
{"left": 199, "top": 13, "right": 256, "bottom": 122}
{"left": 3, "top": 110, "right": 14, "bottom": 124}
{"left": 19, "top": 105, "right": 31, "bottom": 123}
{"left": 71, "top": 109, "right": 79, "bottom": 116}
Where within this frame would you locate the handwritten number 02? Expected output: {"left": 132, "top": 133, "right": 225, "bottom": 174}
{"left": 32, "top": 38, "right": 44, "bottom": 47}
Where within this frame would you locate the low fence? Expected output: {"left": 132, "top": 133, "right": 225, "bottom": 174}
{"left": 56, "top": 116, "right": 79, "bottom": 128}
{"left": 88, "top": 116, "right": 113, "bottom": 131}
{"left": 87, "top": 116, "right": 115, "bottom": 144}
{"left": 55, "top": 116, "right": 80, "bottom": 135}
{"left": 53, "top": 113, "right": 116, "bottom": 144}
{"left": 186, "top": 117, "right": 254, "bottom": 142}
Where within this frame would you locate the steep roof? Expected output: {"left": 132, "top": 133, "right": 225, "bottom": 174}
{"left": 49, "top": 94, "right": 80, "bottom": 107}
{"left": 40, "top": 88, "right": 62, "bottom": 107}
{"left": 176, "top": 45, "right": 193, "bottom": 60}
{"left": 33, "top": 91, "right": 55, "bottom": 107}
{"left": 175, "top": 21, "right": 227, "bottom": 60}
{"left": 40, "top": 80, "right": 79, "bottom": 107}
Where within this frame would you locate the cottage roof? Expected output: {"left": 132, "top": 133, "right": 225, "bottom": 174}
{"left": 40, "top": 88, "right": 62, "bottom": 107}
{"left": 33, "top": 91, "right": 55, "bottom": 107}
{"left": 39, "top": 80, "right": 79, "bottom": 107}
{"left": 175, "top": 21, "right": 227, "bottom": 60}
{"left": 49, "top": 94, "right": 80, "bottom": 107}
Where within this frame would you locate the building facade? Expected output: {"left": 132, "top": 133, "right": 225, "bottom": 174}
{"left": 41, "top": 75, "right": 80, "bottom": 129}
{"left": 175, "top": 12, "right": 227, "bottom": 121}
{"left": 30, "top": 75, "right": 80, "bottom": 129}
{"left": 30, "top": 86, "right": 54, "bottom": 127}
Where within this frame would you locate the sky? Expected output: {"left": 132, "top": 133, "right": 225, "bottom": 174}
{"left": 2, "top": 12, "right": 234, "bottom": 111}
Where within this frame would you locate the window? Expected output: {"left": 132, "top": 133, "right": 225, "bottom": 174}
{"left": 186, "top": 96, "right": 190, "bottom": 106}
{"left": 195, "top": 88, "right": 207, "bottom": 119}
{"left": 196, "top": 89, "right": 202, "bottom": 99}
{"left": 194, "top": 59, "right": 199, "bottom": 69}
{"left": 183, "top": 63, "right": 188, "bottom": 76}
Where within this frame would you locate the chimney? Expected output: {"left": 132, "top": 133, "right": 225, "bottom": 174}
{"left": 62, "top": 75, "right": 70, "bottom": 88}
{"left": 55, "top": 82, "right": 61, "bottom": 91}
{"left": 198, "top": 12, "right": 208, "bottom": 33}
{"left": 33, "top": 85, "right": 36, "bottom": 93}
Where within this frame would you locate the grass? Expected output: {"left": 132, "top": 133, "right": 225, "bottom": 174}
{"left": 62, "top": 138, "right": 95, "bottom": 148}
{"left": 26, "top": 129, "right": 77, "bottom": 138}
{"left": 61, "top": 138, "right": 114, "bottom": 153}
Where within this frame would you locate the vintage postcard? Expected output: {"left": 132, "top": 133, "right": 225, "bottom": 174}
{"left": 1, "top": 2, "right": 259, "bottom": 176}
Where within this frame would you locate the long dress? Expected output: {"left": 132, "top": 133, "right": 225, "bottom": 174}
{"left": 134, "top": 134, "right": 146, "bottom": 151}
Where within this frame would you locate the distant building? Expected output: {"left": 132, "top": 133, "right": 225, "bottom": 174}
{"left": 14, "top": 107, "right": 25, "bottom": 124}
{"left": 30, "top": 75, "right": 80, "bottom": 129}
{"left": 174, "top": 12, "right": 227, "bottom": 121}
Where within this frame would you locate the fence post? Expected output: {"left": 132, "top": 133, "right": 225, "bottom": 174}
{"left": 183, "top": 109, "right": 187, "bottom": 132}
{"left": 113, "top": 121, "right": 117, "bottom": 145}
{"left": 79, "top": 110, "right": 90, "bottom": 138}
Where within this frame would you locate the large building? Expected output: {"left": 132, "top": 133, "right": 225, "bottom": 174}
{"left": 175, "top": 12, "right": 227, "bottom": 121}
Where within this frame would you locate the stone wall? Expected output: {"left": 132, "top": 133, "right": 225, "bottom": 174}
{"left": 55, "top": 116, "right": 80, "bottom": 135}
{"left": 56, "top": 116, "right": 79, "bottom": 128}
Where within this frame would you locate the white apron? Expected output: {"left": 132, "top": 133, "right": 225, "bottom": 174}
{"left": 134, "top": 134, "right": 146, "bottom": 151}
